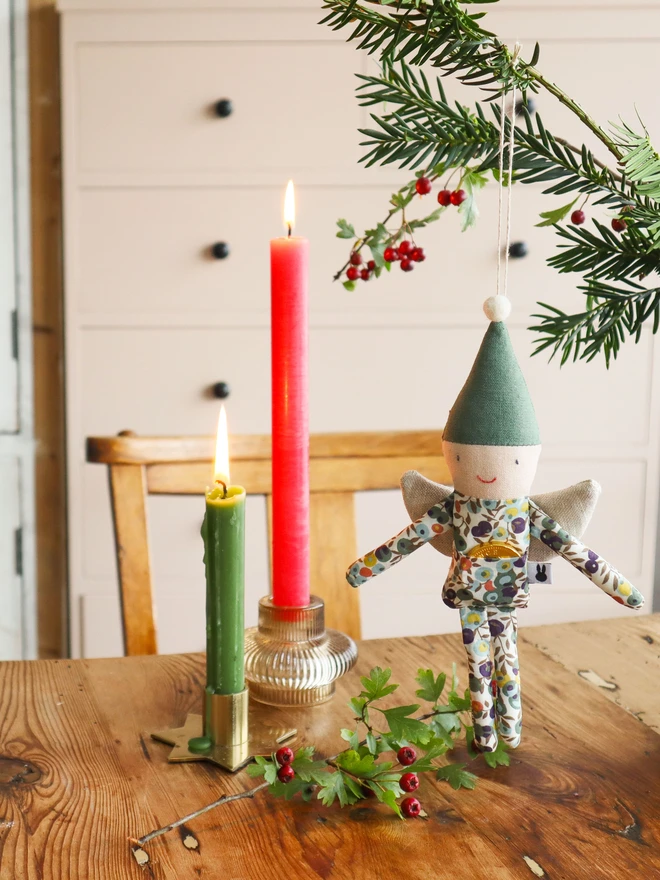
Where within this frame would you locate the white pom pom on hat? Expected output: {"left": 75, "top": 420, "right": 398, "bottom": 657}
{"left": 483, "top": 295, "right": 511, "bottom": 323}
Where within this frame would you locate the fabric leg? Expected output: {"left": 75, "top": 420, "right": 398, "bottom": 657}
{"left": 489, "top": 607, "right": 522, "bottom": 748}
{"left": 459, "top": 606, "right": 498, "bottom": 752}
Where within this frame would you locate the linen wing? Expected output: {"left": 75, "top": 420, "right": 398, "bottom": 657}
{"left": 400, "top": 470, "right": 454, "bottom": 557}
{"left": 529, "top": 479, "right": 601, "bottom": 562}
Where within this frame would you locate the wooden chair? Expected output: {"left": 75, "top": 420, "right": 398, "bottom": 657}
{"left": 86, "top": 430, "right": 449, "bottom": 656}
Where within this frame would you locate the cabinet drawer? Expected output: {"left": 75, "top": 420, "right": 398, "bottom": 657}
{"left": 76, "top": 42, "right": 363, "bottom": 175}
{"left": 78, "top": 326, "right": 653, "bottom": 449}
{"left": 77, "top": 183, "right": 587, "bottom": 320}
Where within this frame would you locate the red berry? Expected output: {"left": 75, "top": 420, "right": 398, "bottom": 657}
{"left": 276, "top": 746, "right": 294, "bottom": 765}
{"left": 612, "top": 217, "right": 627, "bottom": 232}
{"left": 362, "top": 785, "right": 377, "bottom": 799}
{"left": 401, "top": 796, "right": 421, "bottom": 818}
{"left": 571, "top": 210, "right": 585, "bottom": 225}
{"left": 383, "top": 246, "right": 396, "bottom": 263}
{"left": 367, "top": 260, "right": 376, "bottom": 270}
{"left": 400, "top": 258, "right": 414, "bottom": 272}
{"left": 450, "top": 189, "right": 467, "bottom": 206}
{"left": 349, "top": 251, "right": 362, "bottom": 266}
{"left": 360, "top": 268, "right": 371, "bottom": 281}
{"left": 491, "top": 679, "right": 498, "bottom": 700}
{"left": 437, "top": 189, "right": 452, "bottom": 207}
{"left": 415, "top": 176, "right": 432, "bottom": 195}
{"left": 397, "top": 240, "right": 412, "bottom": 257}
{"left": 400, "top": 772, "right": 419, "bottom": 793}
{"left": 410, "top": 247, "right": 426, "bottom": 263}
{"left": 346, "top": 266, "right": 359, "bottom": 281}
{"left": 397, "top": 746, "right": 416, "bottom": 766}
{"left": 277, "top": 764, "right": 295, "bottom": 783}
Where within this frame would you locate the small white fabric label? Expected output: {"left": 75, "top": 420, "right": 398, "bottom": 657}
{"left": 528, "top": 562, "right": 553, "bottom": 584}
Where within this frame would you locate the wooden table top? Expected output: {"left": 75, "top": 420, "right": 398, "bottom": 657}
{"left": 1, "top": 614, "right": 659, "bottom": 880}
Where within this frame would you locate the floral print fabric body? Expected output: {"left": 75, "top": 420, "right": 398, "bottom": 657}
{"left": 529, "top": 502, "right": 644, "bottom": 609}
{"left": 444, "top": 492, "right": 530, "bottom": 610}
{"left": 460, "top": 606, "right": 522, "bottom": 751}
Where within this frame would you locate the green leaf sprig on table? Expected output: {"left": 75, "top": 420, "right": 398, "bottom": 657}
{"left": 131, "top": 663, "right": 509, "bottom": 865}
{"left": 246, "top": 664, "right": 508, "bottom": 818}
{"left": 322, "top": 0, "right": 660, "bottom": 366}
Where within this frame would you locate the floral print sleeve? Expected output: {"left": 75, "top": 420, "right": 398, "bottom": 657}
{"left": 529, "top": 501, "right": 644, "bottom": 610}
{"left": 346, "top": 494, "right": 454, "bottom": 588}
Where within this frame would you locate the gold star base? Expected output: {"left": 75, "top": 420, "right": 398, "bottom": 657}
{"left": 151, "top": 690, "right": 296, "bottom": 772}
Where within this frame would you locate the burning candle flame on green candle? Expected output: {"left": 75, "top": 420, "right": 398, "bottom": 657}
{"left": 202, "top": 404, "right": 246, "bottom": 696}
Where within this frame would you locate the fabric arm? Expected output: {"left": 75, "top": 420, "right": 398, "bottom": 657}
{"left": 346, "top": 496, "right": 454, "bottom": 588}
{"left": 529, "top": 501, "right": 644, "bottom": 610}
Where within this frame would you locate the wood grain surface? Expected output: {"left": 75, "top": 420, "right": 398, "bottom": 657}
{"left": 0, "top": 620, "right": 658, "bottom": 879}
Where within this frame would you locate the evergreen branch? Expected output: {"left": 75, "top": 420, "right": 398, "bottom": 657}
{"left": 548, "top": 220, "right": 660, "bottom": 282}
{"left": 531, "top": 281, "right": 660, "bottom": 366}
{"left": 320, "top": 0, "right": 534, "bottom": 93}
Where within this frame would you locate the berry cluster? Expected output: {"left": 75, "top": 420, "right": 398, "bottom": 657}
{"left": 275, "top": 746, "right": 296, "bottom": 783}
{"left": 397, "top": 746, "right": 421, "bottom": 819}
{"left": 343, "top": 177, "right": 466, "bottom": 285}
{"left": 570, "top": 208, "right": 628, "bottom": 233}
{"left": 346, "top": 250, "right": 377, "bottom": 282}
{"left": 383, "top": 239, "right": 426, "bottom": 273}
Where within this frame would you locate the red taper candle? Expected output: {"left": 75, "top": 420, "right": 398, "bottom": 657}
{"left": 270, "top": 181, "right": 310, "bottom": 607}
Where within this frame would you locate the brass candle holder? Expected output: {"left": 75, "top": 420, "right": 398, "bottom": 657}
{"left": 244, "top": 595, "right": 358, "bottom": 706}
{"left": 151, "top": 688, "right": 296, "bottom": 772}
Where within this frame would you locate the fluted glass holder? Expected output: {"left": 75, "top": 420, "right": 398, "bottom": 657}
{"left": 244, "top": 595, "right": 358, "bottom": 706}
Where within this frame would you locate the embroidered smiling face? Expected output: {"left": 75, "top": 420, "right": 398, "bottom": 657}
{"left": 443, "top": 440, "right": 541, "bottom": 499}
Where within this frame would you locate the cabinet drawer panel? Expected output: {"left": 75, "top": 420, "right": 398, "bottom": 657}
{"left": 79, "top": 327, "right": 653, "bottom": 449}
{"left": 78, "top": 183, "right": 593, "bottom": 320}
{"left": 77, "top": 43, "right": 362, "bottom": 174}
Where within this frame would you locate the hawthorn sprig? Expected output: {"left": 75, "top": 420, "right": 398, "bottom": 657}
{"left": 247, "top": 664, "right": 509, "bottom": 819}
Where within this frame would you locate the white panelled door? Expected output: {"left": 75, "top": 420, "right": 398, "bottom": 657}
{"left": 0, "top": 0, "right": 34, "bottom": 660}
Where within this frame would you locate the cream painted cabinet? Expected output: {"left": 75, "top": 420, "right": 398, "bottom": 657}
{"left": 58, "top": 0, "right": 660, "bottom": 657}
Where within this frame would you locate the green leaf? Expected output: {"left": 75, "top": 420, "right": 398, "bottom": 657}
{"left": 536, "top": 197, "right": 578, "bottom": 227}
{"left": 341, "top": 728, "right": 360, "bottom": 750}
{"left": 317, "top": 770, "right": 359, "bottom": 807}
{"left": 349, "top": 696, "right": 367, "bottom": 717}
{"left": 380, "top": 705, "right": 432, "bottom": 745}
{"left": 246, "top": 758, "right": 267, "bottom": 778}
{"left": 343, "top": 280, "right": 356, "bottom": 292}
{"left": 415, "top": 669, "right": 447, "bottom": 704}
{"left": 447, "top": 688, "right": 472, "bottom": 713}
{"left": 457, "top": 169, "right": 487, "bottom": 232}
{"left": 366, "top": 731, "right": 379, "bottom": 755}
{"left": 336, "top": 218, "right": 356, "bottom": 239}
{"left": 269, "top": 776, "right": 315, "bottom": 801}
{"left": 370, "top": 785, "right": 403, "bottom": 818}
{"left": 335, "top": 749, "right": 391, "bottom": 779}
{"left": 292, "top": 751, "right": 328, "bottom": 784}
{"left": 481, "top": 739, "right": 510, "bottom": 769}
{"left": 436, "top": 763, "right": 478, "bottom": 791}
{"left": 360, "top": 666, "right": 399, "bottom": 701}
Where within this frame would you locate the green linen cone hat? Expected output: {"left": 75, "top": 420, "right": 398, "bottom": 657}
{"left": 443, "top": 296, "right": 540, "bottom": 446}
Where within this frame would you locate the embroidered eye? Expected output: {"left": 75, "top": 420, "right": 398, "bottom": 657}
{"left": 456, "top": 455, "right": 460, "bottom": 462}
{"left": 515, "top": 459, "right": 519, "bottom": 465}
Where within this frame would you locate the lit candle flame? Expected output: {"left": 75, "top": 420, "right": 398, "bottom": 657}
{"left": 283, "top": 180, "right": 295, "bottom": 237}
{"left": 214, "top": 404, "right": 230, "bottom": 485}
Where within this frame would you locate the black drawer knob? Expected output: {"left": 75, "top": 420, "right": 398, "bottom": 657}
{"left": 508, "top": 241, "right": 528, "bottom": 259}
{"left": 211, "top": 242, "right": 230, "bottom": 260}
{"left": 212, "top": 382, "right": 231, "bottom": 399}
{"left": 515, "top": 97, "right": 536, "bottom": 116}
{"left": 215, "top": 99, "right": 233, "bottom": 118}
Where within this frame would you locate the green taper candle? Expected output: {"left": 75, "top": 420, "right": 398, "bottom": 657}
{"left": 202, "top": 482, "right": 246, "bottom": 695}
{"left": 201, "top": 406, "right": 246, "bottom": 696}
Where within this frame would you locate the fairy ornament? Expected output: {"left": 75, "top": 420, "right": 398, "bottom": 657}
{"left": 345, "top": 60, "right": 644, "bottom": 752}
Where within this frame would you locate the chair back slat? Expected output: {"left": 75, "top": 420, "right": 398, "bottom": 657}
{"left": 107, "top": 463, "right": 157, "bottom": 656}
{"left": 87, "top": 430, "right": 446, "bottom": 655}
